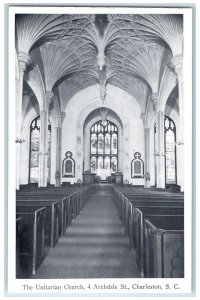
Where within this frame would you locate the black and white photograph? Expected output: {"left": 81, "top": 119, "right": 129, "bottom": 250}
{"left": 3, "top": 2, "right": 196, "bottom": 297}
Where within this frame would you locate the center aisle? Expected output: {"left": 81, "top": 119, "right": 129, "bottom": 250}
{"left": 31, "top": 190, "right": 140, "bottom": 278}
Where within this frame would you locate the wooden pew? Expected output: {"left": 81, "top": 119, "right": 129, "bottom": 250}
{"left": 113, "top": 189, "right": 184, "bottom": 222}
{"left": 131, "top": 207, "right": 184, "bottom": 263}
{"left": 16, "top": 201, "right": 59, "bottom": 249}
{"left": 16, "top": 186, "right": 90, "bottom": 230}
{"left": 91, "top": 183, "right": 113, "bottom": 191}
{"left": 144, "top": 216, "right": 184, "bottom": 278}
{"left": 73, "top": 192, "right": 80, "bottom": 219}
{"left": 128, "top": 205, "right": 184, "bottom": 248}
{"left": 114, "top": 186, "right": 183, "bottom": 196}
{"left": 16, "top": 186, "right": 90, "bottom": 200}
{"left": 131, "top": 208, "right": 184, "bottom": 277}
{"left": 112, "top": 187, "right": 184, "bottom": 278}
{"left": 16, "top": 195, "right": 69, "bottom": 236}
{"left": 16, "top": 206, "right": 46, "bottom": 277}
{"left": 125, "top": 198, "right": 184, "bottom": 236}
{"left": 16, "top": 217, "right": 23, "bottom": 278}
{"left": 122, "top": 196, "right": 184, "bottom": 234}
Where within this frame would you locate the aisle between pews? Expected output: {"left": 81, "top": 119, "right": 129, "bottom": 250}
{"left": 30, "top": 190, "right": 140, "bottom": 279}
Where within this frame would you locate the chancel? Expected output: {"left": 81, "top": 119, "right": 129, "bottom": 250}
{"left": 15, "top": 12, "right": 185, "bottom": 280}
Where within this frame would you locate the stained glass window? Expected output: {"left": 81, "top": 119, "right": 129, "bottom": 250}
{"left": 91, "top": 156, "right": 97, "bottom": 173}
{"left": 29, "top": 116, "right": 51, "bottom": 183}
{"left": 90, "top": 120, "right": 118, "bottom": 174}
{"left": 154, "top": 116, "right": 177, "bottom": 185}
{"left": 111, "top": 156, "right": 117, "bottom": 173}
{"left": 91, "top": 133, "right": 97, "bottom": 154}
{"left": 165, "top": 116, "right": 176, "bottom": 184}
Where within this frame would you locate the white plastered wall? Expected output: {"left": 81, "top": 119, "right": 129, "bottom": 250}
{"left": 61, "top": 84, "right": 145, "bottom": 185}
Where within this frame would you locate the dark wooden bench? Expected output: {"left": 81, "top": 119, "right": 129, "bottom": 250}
{"left": 16, "top": 187, "right": 90, "bottom": 230}
{"left": 131, "top": 206, "right": 184, "bottom": 250}
{"left": 124, "top": 198, "right": 184, "bottom": 235}
{"left": 16, "top": 195, "right": 69, "bottom": 236}
{"left": 16, "top": 201, "right": 59, "bottom": 249}
{"left": 132, "top": 210, "right": 184, "bottom": 277}
{"left": 91, "top": 184, "right": 113, "bottom": 191}
{"left": 113, "top": 187, "right": 184, "bottom": 197}
{"left": 144, "top": 216, "right": 184, "bottom": 278}
{"left": 16, "top": 217, "right": 23, "bottom": 278}
{"left": 113, "top": 189, "right": 184, "bottom": 222}
{"left": 121, "top": 196, "right": 184, "bottom": 233}
{"left": 16, "top": 206, "right": 46, "bottom": 277}
{"left": 128, "top": 205, "right": 184, "bottom": 247}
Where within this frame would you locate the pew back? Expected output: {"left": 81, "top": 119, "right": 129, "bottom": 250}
{"left": 16, "top": 207, "right": 46, "bottom": 277}
{"left": 16, "top": 217, "right": 23, "bottom": 278}
{"left": 145, "top": 218, "right": 184, "bottom": 278}
{"left": 17, "top": 201, "right": 59, "bottom": 248}
{"left": 129, "top": 206, "right": 184, "bottom": 248}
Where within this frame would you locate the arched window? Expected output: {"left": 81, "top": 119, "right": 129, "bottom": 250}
{"left": 164, "top": 116, "right": 177, "bottom": 184}
{"left": 90, "top": 120, "right": 118, "bottom": 174}
{"left": 29, "top": 116, "right": 51, "bottom": 183}
{"left": 154, "top": 116, "right": 177, "bottom": 185}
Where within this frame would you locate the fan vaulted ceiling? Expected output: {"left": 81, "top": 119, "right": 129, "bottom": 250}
{"left": 16, "top": 14, "right": 183, "bottom": 111}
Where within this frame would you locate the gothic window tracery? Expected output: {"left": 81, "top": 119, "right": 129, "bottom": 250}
{"left": 154, "top": 116, "right": 177, "bottom": 185}
{"left": 29, "top": 116, "right": 51, "bottom": 183}
{"left": 164, "top": 116, "right": 177, "bottom": 184}
{"left": 90, "top": 120, "right": 118, "bottom": 174}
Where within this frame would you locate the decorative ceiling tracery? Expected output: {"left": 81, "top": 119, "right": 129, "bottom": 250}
{"left": 16, "top": 13, "right": 183, "bottom": 112}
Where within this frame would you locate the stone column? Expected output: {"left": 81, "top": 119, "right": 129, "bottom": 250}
{"left": 38, "top": 91, "right": 54, "bottom": 187}
{"left": 55, "top": 126, "right": 62, "bottom": 187}
{"left": 59, "top": 112, "right": 66, "bottom": 185}
{"left": 16, "top": 52, "right": 30, "bottom": 190}
{"left": 152, "top": 93, "right": 165, "bottom": 188}
{"left": 156, "top": 110, "right": 165, "bottom": 188}
{"left": 172, "top": 55, "right": 184, "bottom": 191}
{"left": 20, "top": 93, "right": 30, "bottom": 184}
{"left": 141, "top": 113, "right": 150, "bottom": 188}
{"left": 83, "top": 129, "right": 90, "bottom": 172}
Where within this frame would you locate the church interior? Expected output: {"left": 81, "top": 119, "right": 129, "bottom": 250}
{"left": 15, "top": 13, "right": 184, "bottom": 279}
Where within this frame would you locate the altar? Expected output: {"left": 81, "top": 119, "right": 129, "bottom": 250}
{"left": 96, "top": 168, "right": 111, "bottom": 181}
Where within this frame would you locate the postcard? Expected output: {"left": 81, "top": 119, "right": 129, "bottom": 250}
{"left": 4, "top": 2, "right": 195, "bottom": 298}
